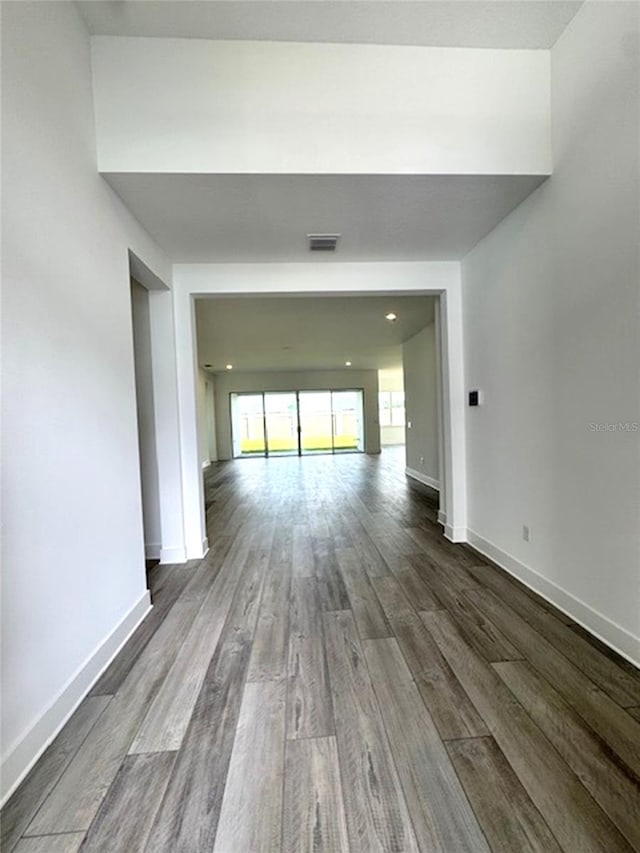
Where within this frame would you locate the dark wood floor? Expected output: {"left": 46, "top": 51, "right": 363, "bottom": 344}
{"left": 3, "top": 449, "right": 640, "bottom": 852}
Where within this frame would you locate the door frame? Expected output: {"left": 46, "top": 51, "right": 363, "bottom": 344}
{"left": 171, "top": 264, "right": 467, "bottom": 557}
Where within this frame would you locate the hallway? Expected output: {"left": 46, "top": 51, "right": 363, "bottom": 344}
{"left": 2, "top": 451, "right": 640, "bottom": 852}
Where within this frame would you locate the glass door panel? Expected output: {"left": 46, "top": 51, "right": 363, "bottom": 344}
{"left": 299, "top": 391, "right": 333, "bottom": 454}
{"left": 231, "top": 393, "right": 266, "bottom": 457}
{"left": 264, "top": 392, "right": 299, "bottom": 455}
{"left": 231, "top": 388, "right": 365, "bottom": 459}
{"left": 331, "top": 390, "right": 364, "bottom": 452}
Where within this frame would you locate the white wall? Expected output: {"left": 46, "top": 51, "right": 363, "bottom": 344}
{"left": 91, "top": 37, "right": 551, "bottom": 175}
{"left": 403, "top": 325, "right": 440, "bottom": 488}
{"left": 462, "top": 2, "right": 640, "bottom": 663}
{"left": 196, "top": 368, "right": 211, "bottom": 468}
{"left": 382, "top": 426, "right": 406, "bottom": 447}
{"left": 196, "top": 367, "right": 219, "bottom": 468}
{"left": 213, "top": 369, "right": 380, "bottom": 459}
{"left": 206, "top": 376, "right": 218, "bottom": 463}
{"left": 0, "top": 2, "right": 172, "bottom": 801}
{"left": 131, "top": 280, "right": 162, "bottom": 558}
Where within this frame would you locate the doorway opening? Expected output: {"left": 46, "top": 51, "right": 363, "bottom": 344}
{"left": 230, "top": 389, "right": 365, "bottom": 458}
{"left": 130, "top": 277, "right": 162, "bottom": 577}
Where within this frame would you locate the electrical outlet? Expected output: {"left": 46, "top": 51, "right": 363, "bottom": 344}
{"left": 419, "top": 456, "right": 425, "bottom": 465}
{"left": 522, "top": 525, "right": 531, "bottom": 542}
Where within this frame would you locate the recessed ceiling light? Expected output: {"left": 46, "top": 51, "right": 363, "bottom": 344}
{"left": 225, "top": 364, "right": 233, "bottom": 370}
{"left": 345, "top": 361, "right": 352, "bottom": 366}
{"left": 385, "top": 312, "right": 397, "bottom": 321}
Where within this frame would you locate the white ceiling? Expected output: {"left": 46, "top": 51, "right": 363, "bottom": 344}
{"left": 106, "top": 173, "right": 545, "bottom": 262}
{"left": 78, "top": 1, "right": 581, "bottom": 49}
{"left": 195, "top": 295, "right": 435, "bottom": 372}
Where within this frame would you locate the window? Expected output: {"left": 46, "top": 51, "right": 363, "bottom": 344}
{"left": 379, "top": 391, "right": 405, "bottom": 427}
{"left": 379, "top": 392, "right": 392, "bottom": 427}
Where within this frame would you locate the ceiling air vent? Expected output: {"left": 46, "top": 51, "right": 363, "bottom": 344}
{"left": 308, "top": 233, "right": 340, "bottom": 252}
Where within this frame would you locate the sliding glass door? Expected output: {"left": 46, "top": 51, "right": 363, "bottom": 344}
{"left": 264, "top": 392, "right": 298, "bottom": 456}
{"left": 298, "top": 392, "right": 333, "bottom": 454}
{"left": 231, "top": 393, "right": 266, "bottom": 457}
{"left": 331, "top": 390, "right": 364, "bottom": 453}
{"left": 230, "top": 390, "right": 365, "bottom": 458}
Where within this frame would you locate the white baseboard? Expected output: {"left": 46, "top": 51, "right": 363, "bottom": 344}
{"left": 437, "top": 510, "right": 447, "bottom": 527}
{"left": 201, "top": 460, "right": 211, "bottom": 470}
{"left": 444, "top": 524, "right": 467, "bottom": 543}
{"left": 160, "top": 545, "right": 188, "bottom": 564}
{"left": 466, "top": 528, "right": 640, "bottom": 669}
{"left": 185, "top": 537, "right": 209, "bottom": 561}
{"left": 0, "top": 590, "right": 151, "bottom": 806}
{"left": 145, "top": 543, "right": 161, "bottom": 560}
{"left": 405, "top": 467, "right": 440, "bottom": 492}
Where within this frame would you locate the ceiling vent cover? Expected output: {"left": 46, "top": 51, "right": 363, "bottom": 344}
{"left": 308, "top": 233, "right": 340, "bottom": 252}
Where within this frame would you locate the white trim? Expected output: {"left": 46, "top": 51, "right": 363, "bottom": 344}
{"left": 437, "top": 286, "right": 467, "bottom": 535}
{"left": 128, "top": 250, "right": 169, "bottom": 292}
{"left": 145, "top": 543, "right": 161, "bottom": 560}
{"left": 159, "top": 545, "right": 188, "bottom": 564}
{"left": 201, "top": 460, "right": 211, "bottom": 470}
{"left": 466, "top": 529, "right": 640, "bottom": 669}
{"left": 172, "top": 262, "right": 465, "bottom": 590}
{"left": 0, "top": 591, "right": 151, "bottom": 806}
{"left": 405, "top": 467, "right": 440, "bottom": 492}
{"left": 435, "top": 306, "right": 447, "bottom": 523}
{"left": 185, "top": 537, "right": 209, "bottom": 561}
{"left": 444, "top": 524, "right": 467, "bottom": 543}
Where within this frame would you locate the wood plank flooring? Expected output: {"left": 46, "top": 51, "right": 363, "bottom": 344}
{"left": 3, "top": 448, "right": 639, "bottom": 853}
